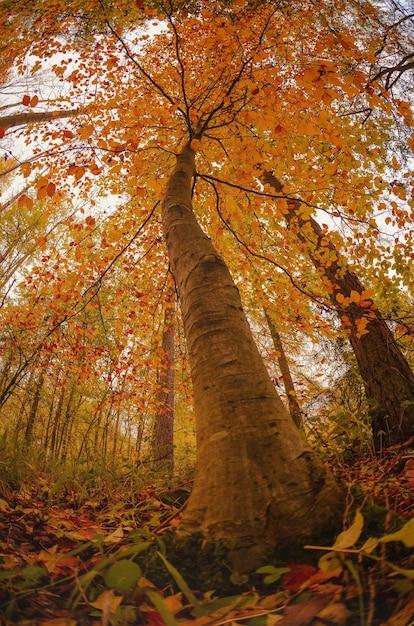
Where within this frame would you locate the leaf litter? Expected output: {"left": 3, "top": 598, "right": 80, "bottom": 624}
{"left": 0, "top": 444, "right": 413, "bottom": 625}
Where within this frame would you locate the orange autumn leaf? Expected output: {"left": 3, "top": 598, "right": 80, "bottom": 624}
{"left": 37, "top": 185, "right": 48, "bottom": 200}
{"left": 17, "top": 194, "right": 33, "bottom": 210}
{"left": 85, "top": 215, "right": 96, "bottom": 227}
{"left": 77, "top": 125, "right": 94, "bottom": 140}
{"left": 46, "top": 181, "right": 56, "bottom": 197}
{"left": 349, "top": 290, "right": 361, "bottom": 305}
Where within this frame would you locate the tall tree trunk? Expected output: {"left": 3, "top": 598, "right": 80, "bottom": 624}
{"left": 262, "top": 172, "right": 414, "bottom": 449}
{"left": 58, "top": 383, "right": 76, "bottom": 460}
{"left": 265, "top": 310, "right": 303, "bottom": 429}
{"left": 24, "top": 371, "right": 44, "bottom": 447}
{"left": 152, "top": 280, "right": 175, "bottom": 476}
{"left": 50, "top": 383, "right": 65, "bottom": 458}
{"left": 0, "top": 109, "right": 78, "bottom": 132}
{"left": 162, "top": 143, "right": 341, "bottom": 572}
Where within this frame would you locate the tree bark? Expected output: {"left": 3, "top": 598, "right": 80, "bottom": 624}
{"left": 262, "top": 172, "right": 414, "bottom": 449}
{"left": 24, "top": 371, "right": 44, "bottom": 447}
{"left": 265, "top": 310, "right": 303, "bottom": 429}
{"left": 0, "top": 109, "right": 78, "bottom": 132}
{"left": 161, "top": 144, "right": 342, "bottom": 572}
{"left": 152, "top": 280, "right": 175, "bottom": 475}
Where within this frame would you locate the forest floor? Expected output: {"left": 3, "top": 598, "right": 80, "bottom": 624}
{"left": 0, "top": 441, "right": 413, "bottom": 626}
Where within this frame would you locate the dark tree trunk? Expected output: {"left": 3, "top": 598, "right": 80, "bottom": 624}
{"left": 265, "top": 310, "right": 303, "bottom": 429}
{"left": 262, "top": 172, "right": 414, "bottom": 449}
{"left": 24, "top": 371, "right": 44, "bottom": 447}
{"left": 153, "top": 280, "right": 175, "bottom": 476}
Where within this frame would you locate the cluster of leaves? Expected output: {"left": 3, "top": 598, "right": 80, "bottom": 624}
{"left": 0, "top": 0, "right": 413, "bottom": 466}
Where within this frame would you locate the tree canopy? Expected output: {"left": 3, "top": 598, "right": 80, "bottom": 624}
{"left": 0, "top": 0, "right": 414, "bottom": 621}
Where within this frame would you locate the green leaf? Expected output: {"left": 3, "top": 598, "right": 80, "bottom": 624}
{"left": 21, "top": 565, "right": 48, "bottom": 583}
{"left": 230, "top": 572, "right": 249, "bottom": 585}
{"left": 104, "top": 560, "right": 142, "bottom": 592}
{"left": 333, "top": 511, "right": 363, "bottom": 549}
{"left": 360, "top": 536, "right": 378, "bottom": 554}
{"left": 144, "top": 588, "right": 178, "bottom": 626}
{"left": 255, "top": 565, "right": 290, "bottom": 584}
{"left": 318, "top": 551, "right": 342, "bottom": 573}
{"left": 379, "top": 518, "right": 414, "bottom": 548}
{"left": 388, "top": 565, "right": 414, "bottom": 580}
{"left": 156, "top": 551, "right": 200, "bottom": 609}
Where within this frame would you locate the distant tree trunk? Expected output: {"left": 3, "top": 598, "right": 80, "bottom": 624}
{"left": 0, "top": 347, "right": 13, "bottom": 401}
{"left": 262, "top": 172, "right": 414, "bottom": 449}
{"left": 265, "top": 310, "right": 303, "bottom": 429}
{"left": 135, "top": 421, "right": 144, "bottom": 462}
{"left": 50, "top": 383, "right": 65, "bottom": 457}
{"left": 152, "top": 280, "right": 175, "bottom": 476}
{"left": 58, "top": 384, "right": 76, "bottom": 460}
{"left": 162, "top": 143, "right": 342, "bottom": 572}
{"left": 0, "top": 109, "right": 78, "bottom": 132}
{"left": 24, "top": 371, "right": 44, "bottom": 447}
{"left": 44, "top": 381, "right": 58, "bottom": 454}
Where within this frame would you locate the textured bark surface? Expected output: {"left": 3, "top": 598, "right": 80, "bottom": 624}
{"left": 0, "top": 109, "right": 78, "bottom": 131}
{"left": 263, "top": 172, "right": 414, "bottom": 448}
{"left": 162, "top": 145, "right": 342, "bottom": 570}
{"left": 153, "top": 281, "right": 175, "bottom": 475}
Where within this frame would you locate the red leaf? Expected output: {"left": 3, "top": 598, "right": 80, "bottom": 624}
{"left": 0, "top": 128, "right": 5, "bottom": 138}
{"left": 283, "top": 563, "right": 318, "bottom": 591}
{"left": 146, "top": 611, "right": 166, "bottom": 626}
{"left": 22, "top": 95, "right": 30, "bottom": 106}
{"left": 274, "top": 594, "right": 334, "bottom": 626}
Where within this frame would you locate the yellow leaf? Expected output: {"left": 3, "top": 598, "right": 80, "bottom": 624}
{"left": 103, "top": 526, "right": 124, "bottom": 543}
{"left": 90, "top": 589, "right": 123, "bottom": 612}
{"left": 317, "top": 602, "right": 348, "bottom": 625}
{"left": 333, "top": 511, "right": 364, "bottom": 549}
